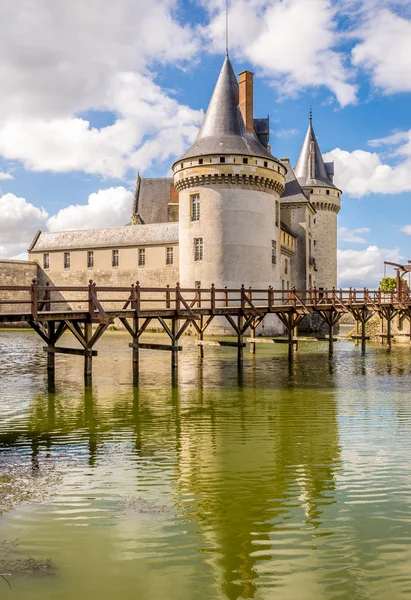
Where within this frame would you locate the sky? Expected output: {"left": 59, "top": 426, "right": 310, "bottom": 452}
{"left": 0, "top": 0, "right": 411, "bottom": 288}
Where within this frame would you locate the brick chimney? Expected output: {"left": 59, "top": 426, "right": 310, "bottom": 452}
{"left": 239, "top": 71, "right": 254, "bottom": 132}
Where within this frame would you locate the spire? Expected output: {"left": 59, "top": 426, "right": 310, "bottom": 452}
{"left": 225, "top": 0, "right": 229, "bottom": 57}
{"left": 294, "top": 114, "right": 335, "bottom": 188}
{"left": 179, "top": 56, "right": 272, "bottom": 161}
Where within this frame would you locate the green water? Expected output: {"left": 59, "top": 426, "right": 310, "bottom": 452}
{"left": 1, "top": 331, "right": 411, "bottom": 599}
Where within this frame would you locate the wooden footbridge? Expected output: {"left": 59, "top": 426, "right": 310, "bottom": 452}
{"left": 1, "top": 280, "right": 410, "bottom": 381}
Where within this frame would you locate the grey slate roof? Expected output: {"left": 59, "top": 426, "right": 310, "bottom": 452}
{"left": 178, "top": 57, "right": 274, "bottom": 161}
{"left": 294, "top": 118, "right": 337, "bottom": 189}
{"left": 30, "top": 223, "right": 179, "bottom": 252}
{"left": 280, "top": 159, "right": 312, "bottom": 205}
{"left": 132, "top": 176, "right": 173, "bottom": 223}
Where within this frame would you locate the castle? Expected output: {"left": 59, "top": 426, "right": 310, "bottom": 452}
{"left": 28, "top": 57, "right": 342, "bottom": 332}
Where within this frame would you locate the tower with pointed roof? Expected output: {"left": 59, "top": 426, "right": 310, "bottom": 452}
{"left": 294, "top": 114, "right": 342, "bottom": 290}
{"left": 172, "top": 57, "right": 286, "bottom": 314}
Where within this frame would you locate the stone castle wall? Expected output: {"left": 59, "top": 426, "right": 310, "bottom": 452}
{"left": 0, "top": 259, "right": 38, "bottom": 316}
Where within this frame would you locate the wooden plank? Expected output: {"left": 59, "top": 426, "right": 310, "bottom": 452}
{"left": 246, "top": 338, "right": 298, "bottom": 345}
{"left": 351, "top": 335, "right": 371, "bottom": 340}
{"left": 128, "top": 343, "right": 182, "bottom": 352}
{"left": 43, "top": 347, "right": 98, "bottom": 356}
{"left": 196, "top": 340, "right": 246, "bottom": 348}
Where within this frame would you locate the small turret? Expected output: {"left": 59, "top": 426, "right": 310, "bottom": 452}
{"left": 294, "top": 113, "right": 342, "bottom": 290}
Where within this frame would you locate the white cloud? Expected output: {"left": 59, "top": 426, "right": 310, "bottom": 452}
{"left": 325, "top": 128, "right": 411, "bottom": 196}
{"left": 338, "top": 227, "right": 370, "bottom": 243}
{"left": 352, "top": 9, "right": 411, "bottom": 94}
{"left": 47, "top": 187, "right": 133, "bottom": 231}
{"left": 338, "top": 245, "right": 403, "bottom": 288}
{"left": 0, "top": 193, "right": 48, "bottom": 258}
{"left": 273, "top": 128, "right": 299, "bottom": 138}
{"left": 400, "top": 225, "right": 411, "bottom": 236}
{"left": 0, "top": 0, "right": 202, "bottom": 178}
{"left": 202, "top": 0, "right": 357, "bottom": 106}
{"left": 0, "top": 172, "right": 13, "bottom": 180}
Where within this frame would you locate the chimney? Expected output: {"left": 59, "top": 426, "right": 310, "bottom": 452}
{"left": 239, "top": 71, "right": 254, "bottom": 132}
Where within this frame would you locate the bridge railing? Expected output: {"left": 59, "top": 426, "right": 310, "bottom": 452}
{"left": 1, "top": 281, "right": 411, "bottom": 320}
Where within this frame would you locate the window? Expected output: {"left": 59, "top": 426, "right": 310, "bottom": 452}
{"left": 138, "top": 248, "right": 146, "bottom": 266}
{"left": 272, "top": 240, "right": 277, "bottom": 265}
{"left": 314, "top": 240, "right": 316, "bottom": 246}
{"left": 199, "top": 158, "right": 203, "bottom": 165}
{"left": 112, "top": 249, "right": 119, "bottom": 267}
{"left": 326, "top": 189, "right": 330, "bottom": 195}
{"left": 191, "top": 193, "right": 200, "bottom": 222}
{"left": 43, "top": 253, "right": 49, "bottom": 269}
{"left": 87, "top": 251, "right": 94, "bottom": 268}
{"left": 180, "top": 163, "right": 183, "bottom": 169}
{"left": 310, "top": 189, "right": 314, "bottom": 194}
{"left": 287, "top": 281, "right": 289, "bottom": 289}
{"left": 166, "top": 247, "right": 173, "bottom": 265}
{"left": 243, "top": 157, "right": 248, "bottom": 164}
{"left": 282, "top": 280, "right": 285, "bottom": 290}
{"left": 64, "top": 252, "right": 70, "bottom": 269}
{"left": 285, "top": 258, "right": 288, "bottom": 275}
{"left": 220, "top": 156, "right": 225, "bottom": 163}
{"left": 193, "top": 237, "right": 203, "bottom": 261}
{"left": 195, "top": 280, "right": 201, "bottom": 288}
{"left": 264, "top": 161, "right": 268, "bottom": 168}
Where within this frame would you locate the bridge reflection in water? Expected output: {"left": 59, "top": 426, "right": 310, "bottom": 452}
{"left": 2, "top": 332, "right": 411, "bottom": 599}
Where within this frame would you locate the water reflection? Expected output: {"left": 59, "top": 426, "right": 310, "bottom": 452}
{"left": 1, "top": 332, "right": 411, "bottom": 599}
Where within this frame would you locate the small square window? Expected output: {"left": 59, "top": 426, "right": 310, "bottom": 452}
{"left": 199, "top": 158, "right": 203, "bottom": 165}
{"left": 243, "top": 157, "right": 248, "bottom": 164}
{"left": 220, "top": 156, "right": 225, "bottom": 163}
{"left": 43, "top": 253, "right": 50, "bottom": 270}
{"left": 64, "top": 252, "right": 70, "bottom": 269}
{"left": 264, "top": 161, "right": 268, "bottom": 167}
{"left": 193, "top": 238, "right": 203, "bottom": 262}
{"left": 112, "top": 249, "right": 119, "bottom": 267}
{"left": 166, "top": 247, "right": 173, "bottom": 265}
{"left": 326, "top": 189, "right": 330, "bottom": 195}
{"left": 310, "top": 189, "right": 314, "bottom": 194}
{"left": 87, "top": 251, "right": 94, "bottom": 268}
{"left": 138, "top": 248, "right": 146, "bottom": 266}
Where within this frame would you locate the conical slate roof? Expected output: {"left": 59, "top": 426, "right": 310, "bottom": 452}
{"left": 294, "top": 118, "right": 336, "bottom": 188}
{"left": 180, "top": 57, "right": 273, "bottom": 161}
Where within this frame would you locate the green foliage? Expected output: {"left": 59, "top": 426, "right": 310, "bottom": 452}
{"left": 379, "top": 277, "right": 410, "bottom": 291}
{"left": 379, "top": 277, "right": 397, "bottom": 291}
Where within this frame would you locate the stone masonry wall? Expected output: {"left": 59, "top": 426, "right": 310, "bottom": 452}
{"left": 0, "top": 259, "right": 39, "bottom": 317}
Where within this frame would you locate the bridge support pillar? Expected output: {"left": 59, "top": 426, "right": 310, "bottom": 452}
{"left": 84, "top": 322, "right": 93, "bottom": 381}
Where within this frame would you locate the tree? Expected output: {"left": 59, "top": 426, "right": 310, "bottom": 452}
{"left": 379, "top": 277, "right": 409, "bottom": 291}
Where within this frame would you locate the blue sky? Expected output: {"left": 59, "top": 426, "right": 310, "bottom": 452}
{"left": 0, "top": 0, "right": 411, "bottom": 288}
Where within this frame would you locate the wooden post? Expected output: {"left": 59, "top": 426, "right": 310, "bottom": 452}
{"left": 171, "top": 317, "right": 179, "bottom": 371}
{"left": 31, "top": 279, "right": 38, "bottom": 319}
{"left": 84, "top": 322, "right": 93, "bottom": 380}
{"left": 237, "top": 314, "right": 244, "bottom": 365}
{"left": 249, "top": 321, "right": 256, "bottom": 355}
{"left": 328, "top": 319, "right": 334, "bottom": 354}
{"left": 387, "top": 311, "right": 392, "bottom": 350}
{"left": 288, "top": 317, "right": 294, "bottom": 360}
{"left": 361, "top": 313, "right": 367, "bottom": 354}
{"left": 47, "top": 321, "right": 56, "bottom": 373}
{"left": 198, "top": 315, "right": 204, "bottom": 359}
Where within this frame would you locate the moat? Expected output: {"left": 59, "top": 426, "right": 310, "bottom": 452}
{"left": 1, "top": 330, "right": 411, "bottom": 599}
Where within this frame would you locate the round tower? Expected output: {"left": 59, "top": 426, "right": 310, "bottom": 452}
{"left": 172, "top": 58, "right": 286, "bottom": 294}
{"left": 294, "top": 114, "right": 342, "bottom": 290}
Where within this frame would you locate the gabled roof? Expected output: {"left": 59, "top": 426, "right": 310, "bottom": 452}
{"left": 132, "top": 176, "right": 174, "bottom": 224}
{"left": 294, "top": 117, "right": 336, "bottom": 189}
{"left": 178, "top": 57, "right": 273, "bottom": 161}
{"left": 29, "top": 223, "right": 179, "bottom": 252}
